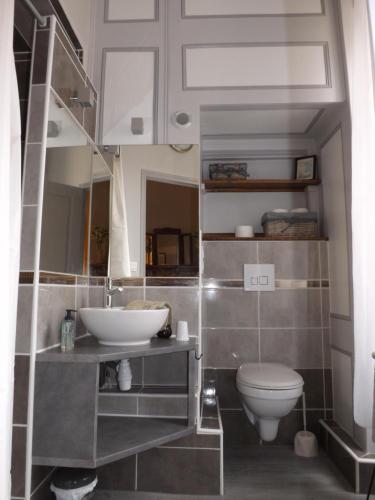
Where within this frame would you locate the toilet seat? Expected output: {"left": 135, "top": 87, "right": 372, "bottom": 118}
{"left": 237, "top": 362, "right": 303, "bottom": 390}
{"left": 237, "top": 381, "right": 303, "bottom": 400}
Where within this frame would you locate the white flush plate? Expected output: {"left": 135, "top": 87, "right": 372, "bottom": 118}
{"left": 244, "top": 264, "right": 275, "bottom": 291}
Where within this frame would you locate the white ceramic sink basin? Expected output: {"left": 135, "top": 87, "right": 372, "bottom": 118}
{"left": 79, "top": 307, "right": 169, "bottom": 346}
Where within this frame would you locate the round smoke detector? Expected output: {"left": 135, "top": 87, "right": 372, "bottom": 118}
{"left": 172, "top": 111, "right": 192, "bottom": 128}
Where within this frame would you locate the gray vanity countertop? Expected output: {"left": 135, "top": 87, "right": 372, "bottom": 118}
{"left": 36, "top": 336, "right": 197, "bottom": 363}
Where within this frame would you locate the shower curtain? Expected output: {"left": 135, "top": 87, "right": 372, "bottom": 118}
{"left": 110, "top": 155, "right": 131, "bottom": 278}
{"left": 341, "top": 0, "right": 375, "bottom": 428}
{"left": 0, "top": 0, "right": 21, "bottom": 496}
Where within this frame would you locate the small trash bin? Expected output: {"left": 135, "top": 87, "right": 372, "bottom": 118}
{"left": 50, "top": 468, "right": 97, "bottom": 500}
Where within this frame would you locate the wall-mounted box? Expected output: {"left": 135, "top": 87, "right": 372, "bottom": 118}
{"left": 244, "top": 264, "right": 275, "bottom": 291}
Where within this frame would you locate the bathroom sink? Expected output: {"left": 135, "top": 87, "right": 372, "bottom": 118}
{"left": 79, "top": 307, "right": 169, "bottom": 346}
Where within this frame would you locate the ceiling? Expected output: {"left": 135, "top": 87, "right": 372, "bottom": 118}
{"left": 200, "top": 107, "right": 325, "bottom": 138}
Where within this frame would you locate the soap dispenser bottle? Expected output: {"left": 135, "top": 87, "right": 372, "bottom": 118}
{"left": 60, "top": 309, "right": 77, "bottom": 352}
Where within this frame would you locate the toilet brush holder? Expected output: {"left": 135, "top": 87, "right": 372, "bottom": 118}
{"left": 294, "top": 431, "right": 318, "bottom": 458}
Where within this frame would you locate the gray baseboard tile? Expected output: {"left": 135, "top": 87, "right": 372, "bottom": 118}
{"left": 96, "top": 428, "right": 222, "bottom": 495}
{"left": 320, "top": 419, "right": 375, "bottom": 493}
{"left": 96, "top": 455, "right": 136, "bottom": 491}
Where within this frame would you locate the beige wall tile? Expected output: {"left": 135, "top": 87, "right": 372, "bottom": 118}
{"left": 203, "top": 241, "right": 257, "bottom": 279}
{"left": 260, "top": 328, "right": 324, "bottom": 369}
{"left": 203, "top": 328, "right": 259, "bottom": 368}
{"left": 259, "top": 289, "right": 322, "bottom": 328}
{"left": 259, "top": 241, "right": 319, "bottom": 279}
{"left": 203, "top": 289, "right": 258, "bottom": 328}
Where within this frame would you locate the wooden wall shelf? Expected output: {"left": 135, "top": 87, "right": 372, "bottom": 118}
{"left": 203, "top": 233, "right": 328, "bottom": 241}
{"left": 203, "top": 179, "right": 321, "bottom": 193}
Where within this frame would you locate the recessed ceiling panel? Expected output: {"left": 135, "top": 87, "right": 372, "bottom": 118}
{"left": 184, "top": 0, "right": 323, "bottom": 17}
{"left": 201, "top": 109, "right": 322, "bottom": 136}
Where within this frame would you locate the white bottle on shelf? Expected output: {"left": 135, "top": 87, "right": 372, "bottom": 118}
{"left": 117, "top": 359, "right": 132, "bottom": 391}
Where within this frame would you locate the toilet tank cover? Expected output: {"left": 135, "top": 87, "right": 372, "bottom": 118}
{"left": 237, "top": 363, "right": 304, "bottom": 390}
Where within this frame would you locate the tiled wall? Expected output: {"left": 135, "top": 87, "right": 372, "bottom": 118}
{"left": 12, "top": 17, "right": 54, "bottom": 499}
{"left": 97, "top": 432, "right": 221, "bottom": 496}
{"left": 12, "top": 12, "right": 208, "bottom": 499}
{"left": 13, "top": 0, "right": 85, "bottom": 163}
{"left": 14, "top": 273, "right": 91, "bottom": 499}
{"left": 14, "top": 273, "right": 203, "bottom": 498}
{"left": 320, "top": 420, "right": 375, "bottom": 494}
{"left": 94, "top": 279, "right": 212, "bottom": 495}
{"left": 12, "top": 17, "right": 93, "bottom": 500}
{"left": 202, "top": 240, "right": 332, "bottom": 447}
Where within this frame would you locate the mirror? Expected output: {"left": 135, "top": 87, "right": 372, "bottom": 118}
{"left": 114, "top": 145, "right": 200, "bottom": 277}
{"left": 146, "top": 180, "right": 199, "bottom": 276}
{"left": 90, "top": 152, "right": 113, "bottom": 276}
{"left": 40, "top": 145, "right": 92, "bottom": 275}
{"left": 40, "top": 92, "right": 113, "bottom": 276}
{"left": 41, "top": 93, "right": 199, "bottom": 278}
{"left": 47, "top": 91, "right": 88, "bottom": 148}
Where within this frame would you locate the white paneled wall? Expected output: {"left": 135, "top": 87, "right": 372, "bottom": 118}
{"left": 101, "top": 50, "right": 156, "bottom": 145}
{"left": 93, "top": 0, "right": 346, "bottom": 143}
{"left": 183, "top": 0, "right": 324, "bottom": 17}
{"left": 321, "top": 128, "right": 351, "bottom": 318}
{"left": 316, "top": 107, "right": 355, "bottom": 441}
{"left": 106, "top": 0, "right": 157, "bottom": 21}
{"left": 184, "top": 44, "right": 329, "bottom": 89}
{"left": 59, "top": 0, "right": 95, "bottom": 76}
{"left": 203, "top": 191, "right": 307, "bottom": 234}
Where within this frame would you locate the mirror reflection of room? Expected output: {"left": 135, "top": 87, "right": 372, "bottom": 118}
{"left": 146, "top": 180, "right": 199, "bottom": 276}
{"left": 90, "top": 149, "right": 113, "bottom": 277}
{"left": 117, "top": 144, "right": 200, "bottom": 278}
{"left": 40, "top": 146, "right": 92, "bottom": 275}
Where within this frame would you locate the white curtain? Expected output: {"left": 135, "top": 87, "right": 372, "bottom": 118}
{"left": 109, "top": 155, "right": 131, "bottom": 278}
{"left": 0, "top": 0, "right": 22, "bottom": 497}
{"left": 341, "top": 0, "right": 375, "bottom": 428}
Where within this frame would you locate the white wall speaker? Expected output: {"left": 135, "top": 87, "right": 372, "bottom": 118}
{"left": 172, "top": 111, "right": 192, "bottom": 128}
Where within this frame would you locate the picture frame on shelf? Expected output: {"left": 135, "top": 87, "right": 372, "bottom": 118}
{"left": 295, "top": 156, "right": 317, "bottom": 180}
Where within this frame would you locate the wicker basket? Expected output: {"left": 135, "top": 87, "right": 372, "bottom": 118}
{"left": 263, "top": 219, "right": 318, "bottom": 237}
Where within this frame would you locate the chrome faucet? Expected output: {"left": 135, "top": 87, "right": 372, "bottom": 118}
{"left": 105, "top": 278, "right": 124, "bottom": 308}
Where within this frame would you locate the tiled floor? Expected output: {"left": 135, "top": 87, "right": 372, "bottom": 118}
{"left": 95, "top": 446, "right": 367, "bottom": 499}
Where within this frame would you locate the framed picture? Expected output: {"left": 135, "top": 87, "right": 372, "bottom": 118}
{"left": 295, "top": 156, "right": 317, "bottom": 180}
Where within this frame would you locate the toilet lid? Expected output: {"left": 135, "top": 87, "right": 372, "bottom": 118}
{"left": 237, "top": 363, "right": 303, "bottom": 390}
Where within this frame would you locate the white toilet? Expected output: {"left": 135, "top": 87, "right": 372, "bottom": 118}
{"left": 236, "top": 362, "right": 304, "bottom": 442}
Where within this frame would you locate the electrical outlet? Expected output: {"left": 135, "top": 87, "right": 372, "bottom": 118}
{"left": 130, "top": 261, "right": 138, "bottom": 273}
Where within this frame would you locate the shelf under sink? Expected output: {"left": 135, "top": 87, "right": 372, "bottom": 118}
{"left": 96, "top": 416, "right": 193, "bottom": 467}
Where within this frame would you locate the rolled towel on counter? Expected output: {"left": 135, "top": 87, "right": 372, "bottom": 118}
{"left": 124, "top": 300, "right": 172, "bottom": 328}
